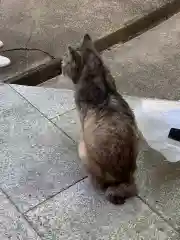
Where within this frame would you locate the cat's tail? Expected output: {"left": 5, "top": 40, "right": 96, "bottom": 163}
{"left": 105, "top": 182, "right": 137, "bottom": 205}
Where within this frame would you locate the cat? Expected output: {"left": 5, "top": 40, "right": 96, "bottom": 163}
{"left": 62, "top": 34, "right": 139, "bottom": 204}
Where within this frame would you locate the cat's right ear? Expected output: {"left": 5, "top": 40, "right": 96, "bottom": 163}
{"left": 81, "top": 34, "right": 94, "bottom": 50}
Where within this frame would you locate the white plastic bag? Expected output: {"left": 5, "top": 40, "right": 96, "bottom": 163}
{"left": 124, "top": 96, "right": 180, "bottom": 162}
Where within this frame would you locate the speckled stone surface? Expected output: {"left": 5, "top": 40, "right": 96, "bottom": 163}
{"left": 0, "top": 0, "right": 34, "bottom": 49}
{"left": 52, "top": 109, "right": 80, "bottom": 142}
{"left": 26, "top": 179, "right": 179, "bottom": 240}
{"left": 136, "top": 148, "right": 180, "bottom": 230}
{"left": 1, "top": 84, "right": 180, "bottom": 238}
{"left": 103, "top": 12, "right": 180, "bottom": 100}
{"left": 0, "top": 84, "right": 84, "bottom": 213}
{"left": 0, "top": 190, "right": 40, "bottom": 240}
{"left": 11, "top": 85, "right": 75, "bottom": 119}
{"left": 25, "top": 0, "right": 172, "bottom": 57}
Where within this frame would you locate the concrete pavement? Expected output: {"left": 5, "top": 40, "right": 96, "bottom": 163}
{"left": 103, "top": 12, "right": 180, "bottom": 100}
{"left": 0, "top": 83, "right": 180, "bottom": 239}
{"left": 42, "top": 12, "right": 180, "bottom": 100}
{"left": 0, "top": 0, "right": 178, "bottom": 83}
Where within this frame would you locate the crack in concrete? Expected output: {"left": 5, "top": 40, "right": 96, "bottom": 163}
{"left": 24, "top": 177, "right": 87, "bottom": 215}
{"left": 0, "top": 186, "right": 43, "bottom": 240}
{"left": 9, "top": 84, "right": 75, "bottom": 143}
{"left": 25, "top": 21, "right": 35, "bottom": 48}
{"left": 137, "top": 195, "right": 180, "bottom": 233}
{"left": 25, "top": 21, "right": 35, "bottom": 70}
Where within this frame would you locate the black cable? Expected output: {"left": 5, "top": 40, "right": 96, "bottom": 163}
{"left": 0, "top": 47, "right": 56, "bottom": 60}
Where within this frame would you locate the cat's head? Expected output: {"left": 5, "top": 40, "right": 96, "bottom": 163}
{"left": 62, "top": 34, "right": 116, "bottom": 93}
{"left": 61, "top": 34, "right": 102, "bottom": 83}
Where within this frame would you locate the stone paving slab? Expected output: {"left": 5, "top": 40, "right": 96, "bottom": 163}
{"left": 26, "top": 179, "right": 179, "bottom": 240}
{"left": 0, "top": 189, "right": 40, "bottom": 240}
{"left": 0, "top": 0, "right": 174, "bottom": 81}
{"left": 103, "top": 12, "right": 180, "bottom": 100}
{"left": 11, "top": 85, "right": 75, "bottom": 119}
{"left": 136, "top": 149, "right": 180, "bottom": 231}
{"left": 0, "top": 84, "right": 84, "bottom": 213}
{"left": 52, "top": 109, "right": 80, "bottom": 142}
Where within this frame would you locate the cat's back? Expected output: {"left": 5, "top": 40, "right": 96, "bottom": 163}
{"left": 83, "top": 93, "right": 138, "bottom": 150}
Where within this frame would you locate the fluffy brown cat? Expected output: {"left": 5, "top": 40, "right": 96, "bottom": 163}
{"left": 62, "top": 34, "right": 139, "bottom": 204}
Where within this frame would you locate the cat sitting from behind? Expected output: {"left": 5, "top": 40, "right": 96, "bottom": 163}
{"left": 62, "top": 34, "right": 139, "bottom": 204}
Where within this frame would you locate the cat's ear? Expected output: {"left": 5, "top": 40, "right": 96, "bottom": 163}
{"left": 80, "top": 34, "right": 103, "bottom": 72}
{"left": 82, "top": 49, "right": 102, "bottom": 74}
{"left": 81, "top": 34, "right": 94, "bottom": 50}
{"left": 67, "top": 46, "right": 81, "bottom": 65}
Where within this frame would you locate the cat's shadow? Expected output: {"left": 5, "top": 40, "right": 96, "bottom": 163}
{"left": 137, "top": 140, "right": 180, "bottom": 193}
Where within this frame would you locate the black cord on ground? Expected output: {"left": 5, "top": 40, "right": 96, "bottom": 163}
{"left": 0, "top": 48, "right": 56, "bottom": 60}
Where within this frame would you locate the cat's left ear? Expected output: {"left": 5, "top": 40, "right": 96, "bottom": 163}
{"left": 68, "top": 46, "right": 81, "bottom": 65}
